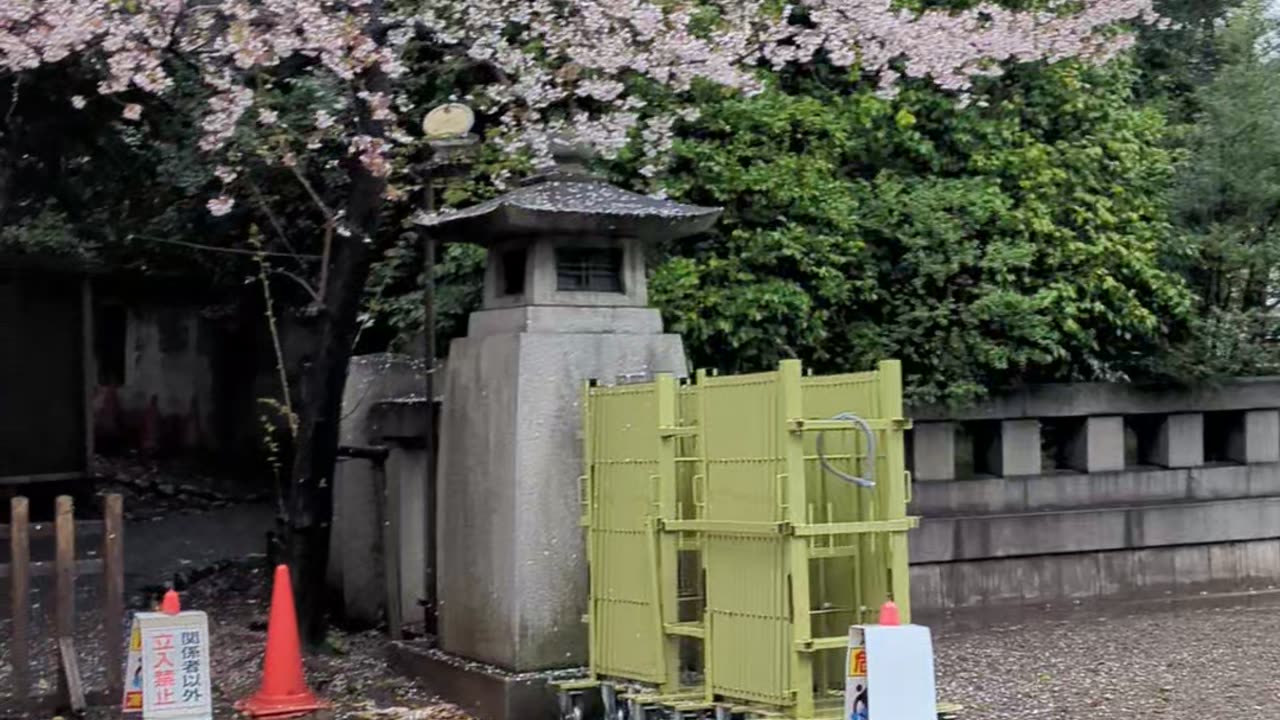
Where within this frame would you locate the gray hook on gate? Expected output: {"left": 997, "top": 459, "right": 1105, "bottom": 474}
{"left": 815, "top": 412, "right": 876, "bottom": 488}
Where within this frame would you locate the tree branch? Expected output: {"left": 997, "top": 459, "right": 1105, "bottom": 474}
{"left": 247, "top": 175, "right": 312, "bottom": 273}
{"left": 287, "top": 161, "right": 335, "bottom": 220}
{"left": 270, "top": 266, "right": 324, "bottom": 305}
{"left": 318, "top": 219, "right": 334, "bottom": 299}
{"left": 5, "top": 77, "right": 20, "bottom": 127}
{"left": 128, "top": 233, "right": 321, "bottom": 259}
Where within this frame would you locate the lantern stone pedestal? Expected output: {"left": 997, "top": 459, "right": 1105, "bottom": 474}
{"left": 405, "top": 149, "right": 719, "bottom": 711}
{"left": 435, "top": 312, "right": 686, "bottom": 671}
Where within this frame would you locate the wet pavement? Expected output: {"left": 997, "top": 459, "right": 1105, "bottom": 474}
{"left": 124, "top": 502, "right": 275, "bottom": 596}
{"left": 932, "top": 592, "right": 1280, "bottom": 718}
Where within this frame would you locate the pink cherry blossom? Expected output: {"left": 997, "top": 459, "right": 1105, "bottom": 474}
{"left": 206, "top": 195, "right": 235, "bottom": 216}
{"left": 349, "top": 134, "right": 391, "bottom": 177}
{"left": 358, "top": 91, "right": 394, "bottom": 121}
{"left": 0, "top": 0, "right": 1159, "bottom": 215}
{"left": 122, "top": 103, "right": 141, "bottom": 120}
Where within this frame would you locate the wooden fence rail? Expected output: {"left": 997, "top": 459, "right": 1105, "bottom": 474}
{"left": 5, "top": 493, "right": 124, "bottom": 714}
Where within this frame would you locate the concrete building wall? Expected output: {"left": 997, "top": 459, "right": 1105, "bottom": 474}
{"left": 92, "top": 292, "right": 319, "bottom": 459}
{"left": 93, "top": 304, "right": 217, "bottom": 452}
{"left": 907, "top": 378, "right": 1280, "bottom": 613}
{"left": 126, "top": 307, "right": 216, "bottom": 436}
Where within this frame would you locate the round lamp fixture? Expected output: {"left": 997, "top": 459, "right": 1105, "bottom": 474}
{"left": 423, "top": 103, "right": 475, "bottom": 139}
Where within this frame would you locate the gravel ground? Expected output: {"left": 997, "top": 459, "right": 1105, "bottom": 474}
{"left": 933, "top": 593, "right": 1280, "bottom": 719}
{"left": 1, "top": 454, "right": 469, "bottom": 720}
{"left": 0, "top": 579, "right": 116, "bottom": 709}
{"left": 19, "top": 457, "right": 1280, "bottom": 719}
{"left": 179, "top": 563, "right": 471, "bottom": 720}
{"left": 0, "top": 561, "right": 472, "bottom": 719}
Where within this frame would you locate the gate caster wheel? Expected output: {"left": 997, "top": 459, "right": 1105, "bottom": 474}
{"left": 602, "top": 684, "right": 625, "bottom": 720}
{"left": 558, "top": 691, "right": 585, "bottom": 720}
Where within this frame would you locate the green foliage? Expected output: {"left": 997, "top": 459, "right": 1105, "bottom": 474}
{"left": 0, "top": 64, "right": 248, "bottom": 283}
{"left": 10, "top": 0, "right": 1259, "bottom": 402}
{"left": 1153, "top": 0, "right": 1280, "bottom": 377}
{"left": 1141, "top": 307, "right": 1280, "bottom": 381}
{"left": 0, "top": 205, "right": 97, "bottom": 262}
{"left": 649, "top": 62, "right": 1194, "bottom": 404}
{"left": 1135, "top": 0, "right": 1243, "bottom": 121}
{"left": 361, "top": 237, "right": 486, "bottom": 353}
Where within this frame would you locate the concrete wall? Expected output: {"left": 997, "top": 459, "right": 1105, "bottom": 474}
{"left": 91, "top": 296, "right": 318, "bottom": 459}
{"left": 328, "top": 354, "right": 429, "bottom": 626}
{"left": 907, "top": 379, "right": 1280, "bottom": 612}
{"left": 93, "top": 304, "right": 217, "bottom": 452}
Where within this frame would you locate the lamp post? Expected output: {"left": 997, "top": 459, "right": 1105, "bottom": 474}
{"left": 417, "top": 103, "right": 478, "bottom": 633}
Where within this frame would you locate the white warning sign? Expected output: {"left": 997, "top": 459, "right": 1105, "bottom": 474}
{"left": 136, "top": 611, "right": 214, "bottom": 720}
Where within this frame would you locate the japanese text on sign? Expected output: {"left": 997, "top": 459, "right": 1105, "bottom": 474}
{"left": 180, "top": 630, "right": 204, "bottom": 704}
{"left": 151, "top": 631, "right": 177, "bottom": 706}
{"left": 849, "top": 648, "right": 867, "bottom": 677}
{"left": 138, "top": 610, "right": 213, "bottom": 719}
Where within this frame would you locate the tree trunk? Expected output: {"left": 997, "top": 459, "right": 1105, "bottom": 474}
{"left": 287, "top": 63, "right": 390, "bottom": 648}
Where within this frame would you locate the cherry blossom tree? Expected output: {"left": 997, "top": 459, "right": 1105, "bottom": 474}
{"left": 2, "top": 0, "right": 1161, "bottom": 642}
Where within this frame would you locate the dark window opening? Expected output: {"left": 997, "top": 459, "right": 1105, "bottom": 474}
{"left": 95, "top": 303, "right": 127, "bottom": 385}
{"left": 1205, "top": 410, "right": 1241, "bottom": 464}
{"left": 556, "top": 247, "right": 624, "bottom": 293}
{"left": 501, "top": 248, "right": 527, "bottom": 296}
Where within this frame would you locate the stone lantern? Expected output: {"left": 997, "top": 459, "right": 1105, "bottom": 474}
{"left": 413, "top": 144, "right": 720, "bottom": 677}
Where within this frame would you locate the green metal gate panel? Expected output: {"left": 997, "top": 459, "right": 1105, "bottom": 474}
{"left": 583, "top": 384, "right": 665, "bottom": 683}
{"left": 583, "top": 360, "right": 916, "bottom": 718}
{"left": 696, "top": 370, "right": 791, "bottom": 704}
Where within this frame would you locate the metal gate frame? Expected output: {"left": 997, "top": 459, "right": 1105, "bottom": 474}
{"left": 580, "top": 359, "right": 917, "bottom": 718}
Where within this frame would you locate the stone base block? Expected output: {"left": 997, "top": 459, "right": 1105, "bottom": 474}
{"left": 388, "top": 641, "right": 576, "bottom": 720}
{"left": 1065, "top": 416, "right": 1124, "bottom": 473}
{"left": 912, "top": 422, "right": 957, "bottom": 481}
{"left": 1150, "top": 413, "right": 1204, "bottom": 468}
{"left": 979, "top": 419, "right": 1041, "bottom": 477}
{"left": 1228, "top": 410, "right": 1280, "bottom": 464}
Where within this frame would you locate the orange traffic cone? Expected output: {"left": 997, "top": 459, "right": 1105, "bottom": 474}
{"left": 161, "top": 589, "right": 181, "bottom": 615}
{"left": 878, "top": 600, "right": 901, "bottom": 626}
{"left": 235, "top": 565, "right": 326, "bottom": 718}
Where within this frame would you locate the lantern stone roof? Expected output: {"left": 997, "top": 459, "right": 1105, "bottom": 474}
{"left": 411, "top": 166, "right": 721, "bottom": 244}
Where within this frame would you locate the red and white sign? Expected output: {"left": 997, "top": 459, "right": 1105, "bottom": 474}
{"left": 136, "top": 611, "right": 213, "bottom": 720}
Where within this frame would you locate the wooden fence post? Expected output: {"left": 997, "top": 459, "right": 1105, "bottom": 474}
{"left": 103, "top": 493, "right": 125, "bottom": 701}
{"left": 54, "top": 495, "right": 76, "bottom": 706}
{"left": 10, "top": 496, "right": 30, "bottom": 707}
{"left": 2, "top": 494, "right": 124, "bottom": 711}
